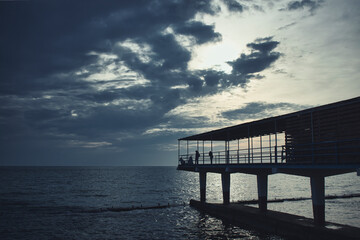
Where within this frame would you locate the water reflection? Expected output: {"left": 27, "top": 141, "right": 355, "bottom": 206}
{"left": 194, "top": 171, "right": 360, "bottom": 227}
{"left": 0, "top": 167, "right": 359, "bottom": 239}
{"left": 192, "top": 211, "right": 285, "bottom": 240}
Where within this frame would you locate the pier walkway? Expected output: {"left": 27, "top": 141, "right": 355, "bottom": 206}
{"left": 177, "top": 97, "right": 360, "bottom": 227}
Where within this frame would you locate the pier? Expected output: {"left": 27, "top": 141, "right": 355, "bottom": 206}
{"left": 177, "top": 96, "right": 360, "bottom": 233}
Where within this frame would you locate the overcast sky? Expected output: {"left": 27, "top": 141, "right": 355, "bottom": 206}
{"left": 1, "top": 0, "right": 359, "bottom": 166}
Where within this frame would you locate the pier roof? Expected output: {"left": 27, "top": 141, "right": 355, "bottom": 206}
{"left": 179, "top": 96, "right": 360, "bottom": 141}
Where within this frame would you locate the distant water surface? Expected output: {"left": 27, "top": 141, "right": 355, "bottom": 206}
{"left": 0, "top": 166, "right": 359, "bottom": 239}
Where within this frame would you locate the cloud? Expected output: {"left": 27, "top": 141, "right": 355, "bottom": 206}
{"left": 283, "top": 0, "right": 323, "bottom": 13}
{"left": 69, "top": 140, "right": 113, "bottom": 149}
{"left": 202, "top": 70, "right": 226, "bottom": 87}
{"left": 222, "top": 0, "right": 244, "bottom": 12}
{"left": 246, "top": 38, "right": 279, "bottom": 53}
{"left": 222, "top": 102, "right": 310, "bottom": 121}
{"left": 0, "top": 0, "right": 283, "bottom": 165}
{"left": 0, "top": 0, "right": 218, "bottom": 95}
{"left": 173, "top": 21, "right": 222, "bottom": 44}
{"left": 227, "top": 37, "right": 281, "bottom": 77}
{"left": 277, "top": 22, "right": 297, "bottom": 31}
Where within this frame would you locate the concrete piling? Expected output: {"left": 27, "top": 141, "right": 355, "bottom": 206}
{"left": 199, "top": 171, "right": 207, "bottom": 202}
{"left": 310, "top": 175, "right": 325, "bottom": 226}
{"left": 221, "top": 172, "right": 230, "bottom": 205}
{"left": 257, "top": 174, "right": 268, "bottom": 212}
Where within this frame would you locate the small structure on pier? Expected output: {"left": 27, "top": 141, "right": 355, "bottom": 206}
{"left": 177, "top": 96, "right": 360, "bottom": 226}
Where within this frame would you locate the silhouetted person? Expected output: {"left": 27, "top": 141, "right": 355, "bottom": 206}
{"left": 179, "top": 157, "right": 185, "bottom": 165}
{"left": 209, "top": 151, "right": 213, "bottom": 164}
{"left": 195, "top": 150, "right": 200, "bottom": 164}
{"left": 188, "top": 156, "right": 193, "bottom": 165}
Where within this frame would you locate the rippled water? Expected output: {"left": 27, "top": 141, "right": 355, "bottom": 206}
{"left": 0, "top": 166, "right": 359, "bottom": 239}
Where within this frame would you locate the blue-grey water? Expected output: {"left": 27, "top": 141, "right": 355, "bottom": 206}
{"left": 0, "top": 166, "right": 359, "bottom": 239}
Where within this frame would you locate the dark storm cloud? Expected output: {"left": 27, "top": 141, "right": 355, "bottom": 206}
{"left": 0, "top": 0, "right": 215, "bottom": 95}
{"left": 65, "top": 106, "right": 161, "bottom": 135}
{"left": 246, "top": 38, "right": 279, "bottom": 54}
{"left": 227, "top": 37, "right": 281, "bottom": 76}
{"left": 222, "top": 102, "right": 310, "bottom": 121}
{"left": 146, "top": 34, "right": 192, "bottom": 70}
{"left": 24, "top": 109, "right": 66, "bottom": 123}
{"left": 222, "top": 0, "right": 244, "bottom": 12}
{"left": 0, "top": 2, "right": 111, "bottom": 94}
{"left": 284, "top": 0, "right": 323, "bottom": 12}
{"left": 0, "top": 0, "right": 282, "bottom": 165}
{"left": 202, "top": 70, "right": 226, "bottom": 87}
{"left": 173, "top": 21, "right": 222, "bottom": 44}
{"left": 186, "top": 37, "right": 281, "bottom": 92}
{"left": 79, "top": 89, "right": 124, "bottom": 104}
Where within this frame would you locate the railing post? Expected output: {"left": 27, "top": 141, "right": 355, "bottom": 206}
{"left": 178, "top": 140, "right": 180, "bottom": 164}
{"left": 237, "top": 139, "right": 240, "bottom": 164}
{"left": 203, "top": 140, "right": 205, "bottom": 164}
{"left": 187, "top": 140, "right": 189, "bottom": 159}
{"left": 269, "top": 134, "right": 272, "bottom": 163}
{"left": 225, "top": 141, "right": 230, "bottom": 164}
{"left": 274, "top": 120, "right": 278, "bottom": 164}
{"left": 248, "top": 126, "right": 250, "bottom": 164}
{"left": 251, "top": 137, "right": 254, "bottom": 163}
{"left": 260, "top": 136, "right": 263, "bottom": 163}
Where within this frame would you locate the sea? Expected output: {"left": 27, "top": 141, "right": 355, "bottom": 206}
{"left": 0, "top": 166, "right": 359, "bottom": 240}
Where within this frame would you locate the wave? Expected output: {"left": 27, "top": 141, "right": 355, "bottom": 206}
{"left": 82, "top": 203, "right": 187, "bottom": 213}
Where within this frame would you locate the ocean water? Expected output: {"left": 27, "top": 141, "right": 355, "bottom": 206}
{"left": 0, "top": 166, "right": 359, "bottom": 239}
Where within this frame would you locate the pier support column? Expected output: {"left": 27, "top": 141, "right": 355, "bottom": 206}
{"left": 221, "top": 172, "right": 230, "bottom": 205}
{"left": 257, "top": 174, "right": 268, "bottom": 212}
{"left": 199, "top": 171, "right": 207, "bottom": 203}
{"left": 310, "top": 176, "right": 325, "bottom": 226}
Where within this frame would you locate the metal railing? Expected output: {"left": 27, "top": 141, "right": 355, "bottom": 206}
{"left": 178, "top": 145, "right": 284, "bottom": 166}
{"left": 178, "top": 138, "right": 360, "bottom": 166}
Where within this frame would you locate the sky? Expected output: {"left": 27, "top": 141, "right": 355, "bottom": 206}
{"left": 1, "top": 0, "right": 359, "bottom": 166}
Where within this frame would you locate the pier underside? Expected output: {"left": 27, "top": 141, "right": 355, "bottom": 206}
{"left": 177, "top": 164, "right": 358, "bottom": 177}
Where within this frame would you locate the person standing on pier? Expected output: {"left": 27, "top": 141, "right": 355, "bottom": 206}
{"left": 209, "top": 151, "right": 213, "bottom": 164}
{"left": 195, "top": 150, "right": 200, "bottom": 165}
{"left": 188, "top": 156, "right": 193, "bottom": 165}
